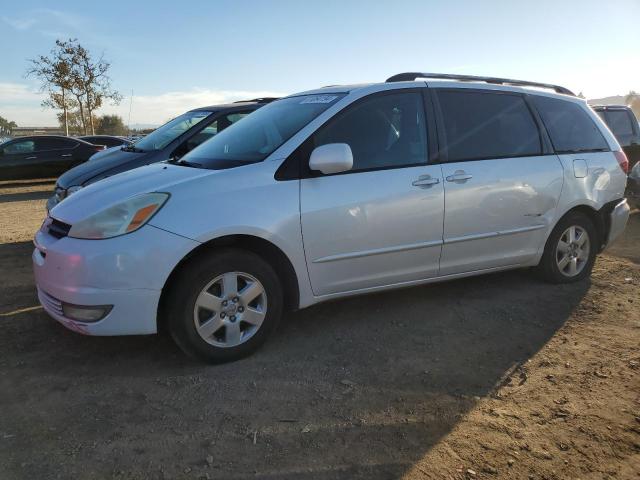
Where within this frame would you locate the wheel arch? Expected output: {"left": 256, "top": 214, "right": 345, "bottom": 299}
{"left": 548, "top": 201, "right": 620, "bottom": 253}
{"left": 157, "top": 234, "right": 301, "bottom": 332}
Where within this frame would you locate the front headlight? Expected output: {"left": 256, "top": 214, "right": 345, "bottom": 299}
{"left": 66, "top": 185, "right": 83, "bottom": 197}
{"left": 68, "top": 192, "right": 169, "bottom": 240}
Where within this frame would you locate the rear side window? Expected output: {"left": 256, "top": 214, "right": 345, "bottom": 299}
{"left": 532, "top": 96, "right": 608, "bottom": 153}
{"left": 37, "top": 137, "right": 78, "bottom": 150}
{"left": 435, "top": 90, "right": 542, "bottom": 162}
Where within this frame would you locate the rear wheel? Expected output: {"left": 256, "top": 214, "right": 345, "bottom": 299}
{"left": 536, "top": 212, "right": 597, "bottom": 283}
{"left": 166, "top": 248, "right": 283, "bottom": 363}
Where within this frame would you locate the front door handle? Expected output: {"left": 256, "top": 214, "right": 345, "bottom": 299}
{"left": 445, "top": 170, "right": 473, "bottom": 182}
{"left": 26, "top": 156, "right": 37, "bottom": 160}
{"left": 412, "top": 175, "right": 440, "bottom": 188}
{"left": 61, "top": 153, "right": 72, "bottom": 157}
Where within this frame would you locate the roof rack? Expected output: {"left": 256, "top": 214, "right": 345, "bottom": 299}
{"left": 386, "top": 72, "right": 575, "bottom": 96}
{"left": 233, "top": 97, "right": 279, "bottom": 104}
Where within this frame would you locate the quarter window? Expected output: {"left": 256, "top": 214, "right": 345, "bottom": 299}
{"left": 312, "top": 92, "right": 428, "bottom": 172}
{"left": 436, "top": 90, "right": 542, "bottom": 162}
{"left": 532, "top": 96, "right": 609, "bottom": 153}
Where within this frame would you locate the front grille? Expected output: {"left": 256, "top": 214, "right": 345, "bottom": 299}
{"left": 39, "top": 289, "right": 64, "bottom": 317}
{"left": 48, "top": 218, "right": 72, "bottom": 239}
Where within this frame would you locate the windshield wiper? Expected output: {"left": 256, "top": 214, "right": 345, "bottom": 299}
{"left": 175, "top": 158, "right": 203, "bottom": 168}
{"left": 121, "top": 145, "right": 146, "bottom": 153}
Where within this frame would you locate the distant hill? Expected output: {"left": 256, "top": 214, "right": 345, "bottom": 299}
{"left": 588, "top": 95, "right": 629, "bottom": 106}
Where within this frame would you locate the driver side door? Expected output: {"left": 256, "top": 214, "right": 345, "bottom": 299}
{"left": 0, "top": 138, "right": 40, "bottom": 180}
{"left": 299, "top": 90, "right": 444, "bottom": 296}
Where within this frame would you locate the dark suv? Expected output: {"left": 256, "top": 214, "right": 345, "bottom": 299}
{"left": 593, "top": 105, "right": 640, "bottom": 170}
{"left": 48, "top": 98, "right": 277, "bottom": 210}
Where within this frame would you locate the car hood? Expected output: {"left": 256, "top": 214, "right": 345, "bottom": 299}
{"left": 56, "top": 147, "right": 150, "bottom": 189}
{"left": 50, "top": 163, "right": 214, "bottom": 224}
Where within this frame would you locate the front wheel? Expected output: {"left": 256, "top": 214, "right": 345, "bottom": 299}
{"left": 165, "top": 249, "right": 283, "bottom": 363}
{"left": 536, "top": 212, "right": 598, "bottom": 283}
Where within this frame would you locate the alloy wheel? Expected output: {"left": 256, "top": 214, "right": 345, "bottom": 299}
{"left": 555, "top": 225, "right": 590, "bottom": 277}
{"left": 193, "top": 272, "right": 267, "bottom": 348}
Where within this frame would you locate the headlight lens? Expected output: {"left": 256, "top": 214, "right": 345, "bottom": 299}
{"left": 66, "top": 185, "right": 83, "bottom": 197}
{"left": 68, "top": 192, "right": 169, "bottom": 239}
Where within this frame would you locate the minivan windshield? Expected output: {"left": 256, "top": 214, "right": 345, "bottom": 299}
{"left": 181, "top": 94, "right": 345, "bottom": 169}
{"left": 131, "top": 110, "right": 213, "bottom": 152}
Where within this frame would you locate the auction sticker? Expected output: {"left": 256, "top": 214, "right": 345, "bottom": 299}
{"left": 300, "top": 95, "right": 338, "bottom": 104}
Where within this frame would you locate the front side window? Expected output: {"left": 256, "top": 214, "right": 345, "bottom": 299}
{"left": 532, "top": 96, "right": 608, "bottom": 154}
{"left": 436, "top": 90, "right": 542, "bottom": 162}
{"left": 3, "top": 139, "right": 35, "bottom": 155}
{"left": 134, "top": 110, "right": 213, "bottom": 151}
{"left": 311, "top": 91, "right": 427, "bottom": 172}
{"left": 182, "top": 94, "right": 344, "bottom": 169}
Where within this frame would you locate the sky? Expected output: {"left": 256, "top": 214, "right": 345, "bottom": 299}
{"left": 1, "top": 0, "right": 638, "bottom": 127}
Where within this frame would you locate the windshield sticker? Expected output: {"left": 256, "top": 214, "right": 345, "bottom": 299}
{"left": 300, "top": 95, "right": 338, "bottom": 104}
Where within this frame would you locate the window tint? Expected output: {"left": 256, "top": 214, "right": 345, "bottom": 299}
{"left": 312, "top": 92, "right": 427, "bottom": 171}
{"left": 436, "top": 90, "right": 541, "bottom": 162}
{"left": 532, "top": 96, "right": 608, "bottom": 153}
{"left": 3, "top": 139, "right": 35, "bottom": 154}
{"left": 37, "top": 137, "right": 77, "bottom": 150}
{"left": 604, "top": 110, "right": 635, "bottom": 146}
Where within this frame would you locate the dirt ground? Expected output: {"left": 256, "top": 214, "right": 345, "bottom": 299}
{"left": 0, "top": 179, "right": 639, "bottom": 480}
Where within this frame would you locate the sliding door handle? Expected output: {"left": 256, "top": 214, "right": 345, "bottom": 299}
{"left": 445, "top": 170, "right": 473, "bottom": 182}
{"left": 412, "top": 175, "right": 440, "bottom": 188}
{"left": 61, "top": 153, "right": 73, "bottom": 157}
{"left": 26, "top": 156, "right": 37, "bottom": 160}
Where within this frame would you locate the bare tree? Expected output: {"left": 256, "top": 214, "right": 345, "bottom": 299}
{"left": 26, "top": 38, "right": 121, "bottom": 135}
{"left": 25, "top": 39, "right": 75, "bottom": 136}
{"left": 70, "top": 42, "right": 122, "bottom": 135}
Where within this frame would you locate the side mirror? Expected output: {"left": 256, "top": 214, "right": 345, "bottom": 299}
{"left": 309, "top": 143, "right": 353, "bottom": 175}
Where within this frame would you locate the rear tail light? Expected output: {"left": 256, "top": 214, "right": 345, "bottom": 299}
{"left": 614, "top": 151, "right": 629, "bottom": 174}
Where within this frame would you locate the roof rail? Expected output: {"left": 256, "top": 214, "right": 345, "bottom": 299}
{"left": 386, "top": 72, "right": 575, "bottom": 96}
{"left": 233, "top": 97, "right": 279, "bottom": 104}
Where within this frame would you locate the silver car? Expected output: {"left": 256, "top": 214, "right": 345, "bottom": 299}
{"left": 34, "top": 73, "right": 630, "bottom": 362}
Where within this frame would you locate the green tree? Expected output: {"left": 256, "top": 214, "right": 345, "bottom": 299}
{"left": 96, "top": 115, "right": 127, "bottom": 136}
{"left": 0, "top": 116, "right": 17, "bottom": 135}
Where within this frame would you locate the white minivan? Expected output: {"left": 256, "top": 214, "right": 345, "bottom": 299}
{"left": 34, "top": 73, "right": 630, "bottom": 362}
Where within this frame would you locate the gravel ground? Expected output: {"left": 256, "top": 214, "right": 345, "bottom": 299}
{"left": 0, "top": 179, "right": 639, "bottom": 480}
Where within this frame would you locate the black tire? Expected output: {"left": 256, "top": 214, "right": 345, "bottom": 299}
{"left": 536, "top": 211, "right": 598, "bottom": 284}
{"left": 165, "top": 248, "right": 283, "bottom": 363}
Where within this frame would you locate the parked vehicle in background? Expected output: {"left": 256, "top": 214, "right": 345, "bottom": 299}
{"left": 593, "top": 105, "right": 640, "bottom": 170}
{"left": 1, "top": 136, "right": 105, "bottom": 180}
{"left": 47, "top": 98, "right": 277, "bottom": 210}
{"left": 627, "top": 161, "right": 640, "bottom": 209}
{"left": 34, "top": 73, "right": 629, "bottom": 363}
{"left": 78, "top": 135, "right": 132, "bottom": 149}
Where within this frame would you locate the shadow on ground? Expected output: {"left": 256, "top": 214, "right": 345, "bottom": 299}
{"left": 0, "top": 238, "right": 590, "bottom": 479}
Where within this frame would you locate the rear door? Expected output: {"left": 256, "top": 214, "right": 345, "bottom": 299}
{"left": 300, "top": 90, "right": 445, "bottom": 296}
{"left": 36, "top": 137, "right": 81, "bottom": 176}
{"left": 433, "top": 89, "right": 564, "bottom": 275}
